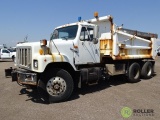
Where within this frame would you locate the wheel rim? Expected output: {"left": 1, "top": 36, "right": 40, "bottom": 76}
{"left": 46, "top": 77, "right": 66, "bottom": 96}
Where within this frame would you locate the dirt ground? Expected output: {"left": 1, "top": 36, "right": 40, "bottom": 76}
{"left": 0, "top": 58, "right": 160, "bottom": 120}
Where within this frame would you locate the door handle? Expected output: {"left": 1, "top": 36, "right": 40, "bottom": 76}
{"left": 70, "top": 48, "right": 77, "bottom": 53}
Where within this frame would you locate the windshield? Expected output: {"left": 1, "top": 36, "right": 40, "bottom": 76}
{"left": 52, "top": 25, "right": 78, "bottom": 40}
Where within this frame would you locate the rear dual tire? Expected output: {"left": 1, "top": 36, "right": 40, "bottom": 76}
{"left": 127, "top": 61, "right": 153, "bottom": 83}
{"left": 128, "top": 62, "right": 141, "bottom": 83}
{"left": 141, "top": 61, "right": 153, "bottom": 79}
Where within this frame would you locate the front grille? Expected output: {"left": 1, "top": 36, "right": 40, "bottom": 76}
{"left": 17, "top": 47, "right": 31, "bottom": 68}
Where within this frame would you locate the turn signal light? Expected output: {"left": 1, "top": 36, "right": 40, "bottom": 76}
{"left": 39, "top": 49, "right": 43, "bottom": 55}
{"left": 74, "top": 45, "right": 78, "bottom": 48}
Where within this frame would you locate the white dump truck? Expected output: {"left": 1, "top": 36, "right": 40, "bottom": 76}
{"left": 10, "top": 12, "right": 158, "bottom": 103}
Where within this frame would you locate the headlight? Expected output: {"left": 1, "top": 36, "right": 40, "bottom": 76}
{"left": 33, "top": 60, "right": 38, "bottom": 68}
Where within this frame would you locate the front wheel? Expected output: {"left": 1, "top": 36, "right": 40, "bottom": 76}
{"left": 37, "top": 69, "right": 74, "bottom": 103}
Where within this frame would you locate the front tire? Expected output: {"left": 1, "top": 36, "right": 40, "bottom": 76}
{"left": 37, "top": 69, "right": 74, "bottom": 103}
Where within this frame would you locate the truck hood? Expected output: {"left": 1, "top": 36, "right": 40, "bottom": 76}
{"left": 50, "top": 39, "right": 74, "bottom": 55}
{"left": 16, "top": 40, "right": 74, "bottom": 60}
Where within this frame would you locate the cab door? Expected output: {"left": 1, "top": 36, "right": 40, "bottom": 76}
{"left": 74, "top": 26, "right": 100, "bottom": 64}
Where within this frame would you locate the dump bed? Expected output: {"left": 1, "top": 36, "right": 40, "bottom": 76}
{"left": 100, "top": 27, "right": 158, "bottom": 60}
{"left": 90, "top": 16, "right": 158, "bottom": 60}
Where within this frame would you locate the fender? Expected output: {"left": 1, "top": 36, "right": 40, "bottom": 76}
{"left": 32, "top": 54, "right": 77, "bottom": 73}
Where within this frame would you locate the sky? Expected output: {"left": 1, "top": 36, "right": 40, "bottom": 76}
{"left": 0, "top": 0, "right": 160, "bottom": 47}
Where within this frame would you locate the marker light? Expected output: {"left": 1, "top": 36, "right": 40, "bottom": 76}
{"left": 78, "top": 17, "right": 82, "bottom": 22}
{"left": 40, "top": 39, "right": 47, "bottom": 46}
{"left": 74, "top": 45, "right": 78, "bottom": 48}
{"left": 94, "top": 12, "right": 99, "bottom": 18}
{"left": 39, "top": 48, "right": 43, "bottom": 55}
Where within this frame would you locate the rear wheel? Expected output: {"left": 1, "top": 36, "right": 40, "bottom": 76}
{"left": 141, "top": 61, "right": 153, "bottom": 79}
{"left": 37, "top": 69, "right": 74, "bottom": 103}
{"left": 128, "top": 62, "right": 141, "bottom": 83}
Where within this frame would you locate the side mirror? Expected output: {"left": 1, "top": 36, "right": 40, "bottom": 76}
{"left": 92, "top": 38, "right": 98, "bottom": 44}
{"left": 93, "top": 25, "right": 99, "bottom": 38}
{"left": 93, "top": 25, "right": 99, "bottom": 44}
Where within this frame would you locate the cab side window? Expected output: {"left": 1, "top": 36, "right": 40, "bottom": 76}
{"left": 80, "top": 27, "right": 94, "bottom": 41}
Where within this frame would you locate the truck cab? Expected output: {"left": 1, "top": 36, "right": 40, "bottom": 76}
{"left": 50, "top": 22, "right": 100, "bottom": 65}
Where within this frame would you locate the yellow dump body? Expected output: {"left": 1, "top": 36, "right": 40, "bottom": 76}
{"left": 100, "top": 29, "right": 157, "bottom": 60}
{"left": 90, "top": 16, "right": 158, "bottom": 60}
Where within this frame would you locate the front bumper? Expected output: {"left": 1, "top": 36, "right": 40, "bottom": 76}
{"left": 16, "top": 71, "right": 37, "bottom": 85}
{"left": 11, "top": 69, "right": 37, "bottom": 86}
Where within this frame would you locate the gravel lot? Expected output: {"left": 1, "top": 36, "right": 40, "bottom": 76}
{"left": 0, "top": 58, "right": 160, "bottom": 120}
